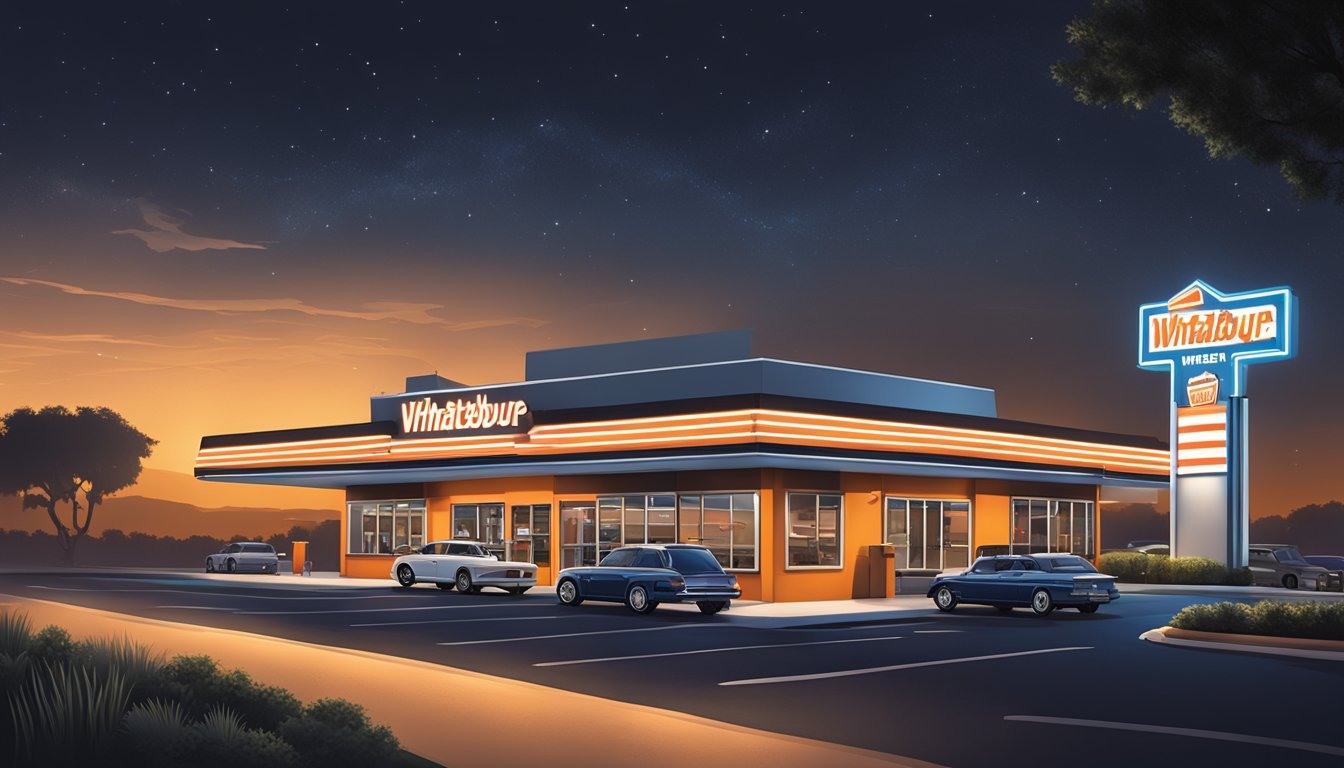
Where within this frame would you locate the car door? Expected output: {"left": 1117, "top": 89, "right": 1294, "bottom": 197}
{"left": 1248, "top": 549, "right": 1276, "bottom": 586}
{"left": 996, "top": 559, "right": 1034, "bottom": 602}
{"left": 589, "top": 548, "right": 637, "bottom": 598}
{"left": 956, "top": 558, "right": 999, "bottom": 601}
{"left": 415, "top": 543, "right": 444, "bottom": 581}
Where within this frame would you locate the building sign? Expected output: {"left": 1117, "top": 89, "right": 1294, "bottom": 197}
{"left": 1137, "top": 279, "right": 1298, "bottom": 568}
{"left": 1138, "top": 280, "right": 1297, "bottom": 408}
{"left": 399, "top": 394, "right": 530, "bottom": 436}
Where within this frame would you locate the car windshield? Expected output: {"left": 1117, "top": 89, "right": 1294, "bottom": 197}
{"left": 1274, "top": 548, "right": 1308, "bottom": 564}
{"left": 1040, "top": 556, "right": 1096, "bottom": 573}
{"left": 667, "top": 548, "right": 724, "bottom": 575}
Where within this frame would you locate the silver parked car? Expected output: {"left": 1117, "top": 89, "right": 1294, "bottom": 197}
{"left": 1249, "top": 544, "right": 1329, "bottom": 590}
{"left": 206, "top": 542, "right": 283, "bottom": 574}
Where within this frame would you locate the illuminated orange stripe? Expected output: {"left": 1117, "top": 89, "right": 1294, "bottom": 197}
{"left": 196, "top": 408, "right": 1171, "bottom": 474}
{"left": 197, "top": 434, "right": 390, "bottom": 455}
{"left": 1176, "top": 440, "right": 1225, "bottom": 451}
{"left": 1177, "top": 405, "right": 1226, "bottom": 416}
{"left": 1178, "top": 456, "right": 1228, "bottom": 467}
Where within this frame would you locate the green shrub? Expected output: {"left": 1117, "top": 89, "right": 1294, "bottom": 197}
{"left": 120, "top": 698, "right": 192, "bottom": 767}
{"left": 189, "top": 705, "right": 298, "bottom": 768}
{"left": 1098, "top": 552, "right": 1147, "bottom": 582}
{"left": 279, "top": 698, "right": 400, "bottom": 768}
{"left": 1100, "top": 553, "right": 1246, "bottom": 585}
{"left": 1170, "top": 599, "right": 1344, "bottom": 640}
{"left": 28, "top": 624, "right": 77, "bottom": 664}
{"left": 1224, "top": 567, "right": 1254, "bottom": 586}
{"left": 153, "top": 654, "right": 302, "bottom": 731}
{"left": 8, "top": 661, "right": 131, "bottom": 766}
{"left": 1144, "top": 554, "right": 1173, "bottom": 583}
{"left": 1168, "top": 556, "right": 1224, "bottom": 585}
{"left": 77, "top": 634, "right": 165, "bottom": 695}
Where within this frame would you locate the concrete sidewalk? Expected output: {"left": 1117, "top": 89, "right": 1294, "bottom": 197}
{"left": 0, "top": 593, "right": 943, "bottom": 768}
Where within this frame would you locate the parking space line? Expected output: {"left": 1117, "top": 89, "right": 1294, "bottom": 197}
{"left": 718, "top": 646, "right": 1092, "bottom": 686}
{"left": 352, "top": 615, "right": 568, "bottom": 628}
{"left": 27, "top": 585, "right": 426, "bottom": 601}
{"left": 438, "top": 624, "right": 724, "bottom": 646}
{"left": 239, "top": 603, "right": 550, "bottom": 615}
{"left": 534, "top": 635, "right": 903, "bottom": 667}
{"left": 912, "top": 629, "right": 962, "bottom": 634}
{"left": 1004, "top": 716, "right": 1344, "bottom": 757}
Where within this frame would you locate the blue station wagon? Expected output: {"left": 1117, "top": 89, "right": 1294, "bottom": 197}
{"left": 556, "top": 544, "right": 741, "bottom": 614}
{"left": 927, "top": 554, "right": 1119, "bottom": 616}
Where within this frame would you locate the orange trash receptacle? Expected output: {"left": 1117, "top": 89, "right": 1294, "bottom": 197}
{"left": 290, "top": 541, "right": 308, "bottom": 575}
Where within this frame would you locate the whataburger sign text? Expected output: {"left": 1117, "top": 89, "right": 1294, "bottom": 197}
{"left": 1138, "top": 279, "right": 1297, "bottom": 407}
{"left": 400, "top": 394, "right": 529, "bottom": 435}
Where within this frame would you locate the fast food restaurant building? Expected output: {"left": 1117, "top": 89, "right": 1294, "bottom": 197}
{"left": 195, "top": 331, "right": 1170, "bottom": 602}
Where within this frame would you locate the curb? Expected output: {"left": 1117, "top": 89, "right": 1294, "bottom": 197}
{"left": 1140, "top": 625, "right": 1344, "bottom": 661}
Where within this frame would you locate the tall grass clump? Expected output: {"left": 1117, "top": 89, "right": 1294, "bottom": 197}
{"left": 78, "top": 634, "right": 165, "bottom": 694}
{"left": 0, "top": 612, "right": 33, "bottom": 658}
{"left": 8, "top": 661, "right": 131, "bottom": 766}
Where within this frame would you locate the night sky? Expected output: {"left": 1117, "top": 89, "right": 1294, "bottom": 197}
{"left": 1, "top": 3, "right": 1340, "bottom": 515}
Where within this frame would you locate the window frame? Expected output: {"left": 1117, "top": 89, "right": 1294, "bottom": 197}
{"left": 592, "top": 492, "right": 760, "bottom": 573}
{"left": 1008, "top": 497, "right": 1096, "bottom": 559}
{"left": 347, "top": 498, "right": 427, "bottom": 555}
{"left": 785, "top": 490, "right": 845, "bottom": 571}
{"left": 883, "top": 497, "right": 974, "bottom": 571}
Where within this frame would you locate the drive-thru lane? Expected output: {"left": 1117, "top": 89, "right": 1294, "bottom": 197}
{"left": 2, "top": 571, "right": 1340, "bottom": 768}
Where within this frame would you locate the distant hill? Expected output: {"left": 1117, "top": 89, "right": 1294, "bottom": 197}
{"left": 0, "top": 493, "right": 337, "bottom": 540}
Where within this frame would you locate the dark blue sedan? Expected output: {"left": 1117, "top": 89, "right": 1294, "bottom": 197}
{"left": 555, "top": 544, "right": 741, "bottom": 614}
{"left": 927, "top": 554, "right": 1119, "bottom": 616}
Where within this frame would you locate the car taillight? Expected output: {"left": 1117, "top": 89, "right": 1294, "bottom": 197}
{"left": 731, "top": 581, "right": 740, "bottom": 591}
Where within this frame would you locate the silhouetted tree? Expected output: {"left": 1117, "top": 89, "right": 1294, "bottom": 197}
{"left": 0, "top": 406, "right": 156, "bottom": 564}
{"left": 1053, "top": 2, "right": 1344, "bottom": 203}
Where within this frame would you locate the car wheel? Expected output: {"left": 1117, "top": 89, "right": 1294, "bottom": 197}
{"left": 626, "top": 584, "right": 657, "bottom": 614}
{"left": 697, "top": 601, "right": 727, "bottom": 615}
{"left": 1077, "top": 603, "right": 1100, "bottom": 614}
{"left": 1030, "top": 588, "right": 1054, "bottom": 616}
{"left": 1284, "top": 574, "right": 1299, "bottom": 590}
{"left": 226, "top": 558, "right": 236, "bottom": 574}
{"left": 556, "top": 578, "right": 583, "bottom": 606}
{"left": 456, "top": 570, "right": 474, "bottom": 594}
{"left": 995, "top": 605, "right": 1013, "bottom": 614}
{"left": 205, "top": 559, "right": 215, "bottom": 573}
{"left": 933, "top": 585, "right": 957, "bottom": 612}
{"left": 396, "top": 565, "right": 415, "bottom": 588}
{"left": 436, "top": 583, "right": 453, "bottom": 590}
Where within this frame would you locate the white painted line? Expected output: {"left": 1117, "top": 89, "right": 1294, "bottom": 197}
{"left": 912, "top": 629, "right": 963, "bottom": 634}
{"left": 1004, "top": 716, "right": 1344, "bottom": 757}
{"left": 156, "top": 605, "right": 235, "bottom": 611}
{"left": 534, "top": 635, "right": 903, "bottom": 667}
{"left": 352, "top": 616, "right": 567, "bottom": 628}
{"left": 28, "top": 585, "right": 418, "bottom": 601}
{"left": 718, "top": 646, "right": 1092, "bottom": 686}
{"left": 239, "top": 604, "right": 549, "bottom": 616}
{"left": 439, "top": 624, "right": 723, "bottom": 647}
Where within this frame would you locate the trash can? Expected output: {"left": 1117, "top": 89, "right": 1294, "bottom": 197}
{"left": 290, "top": 541, "right": 308, "bottom": 575}
{"left": 867, "top": 544, "right": 896, "bottom": 598}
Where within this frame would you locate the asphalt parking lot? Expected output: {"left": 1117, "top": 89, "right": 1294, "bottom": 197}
{"left": 3, "top": 571, "right": 1342, "bottom": 767}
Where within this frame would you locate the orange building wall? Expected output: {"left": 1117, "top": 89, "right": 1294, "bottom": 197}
{"left": 341, "top": 471, "right": 1107, "bottom": 600}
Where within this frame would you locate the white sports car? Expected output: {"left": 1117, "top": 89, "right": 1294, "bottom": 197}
{"left": 206, "top": 542, "right": 282, "bottom": 574}
{"left": 391, "top": 540, "right": 537, "bottom": 594}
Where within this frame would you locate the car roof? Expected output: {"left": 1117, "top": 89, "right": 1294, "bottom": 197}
{"left": 426, "top": 540, "right": 487, "bottom": 547}
{"left": 613, "top": 544, "right": 710, "bottom": 551}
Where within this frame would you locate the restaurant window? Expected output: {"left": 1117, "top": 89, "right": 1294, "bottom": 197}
{"left": 509, "top": 504, "right": 551, "bottom": 565}
{"left": 675, "top": 493, "right": 757, "bottom": 571}
{"left": 1010, "top": 498, "right": 1095, "bottom": 559}
{"left": 347, "top": 499, "right": 426, "bottom": 554}
{"left": 884, "top": 498, "right": 971, "bottom": 571}
{"left": 787, "top": 492, "right": 842, "bottom": 569}
{"left": 451, "top": 503, "right": 506, "bottom": 559}
{"left": 592, "top": 492, "right": 758, "bottom": 572}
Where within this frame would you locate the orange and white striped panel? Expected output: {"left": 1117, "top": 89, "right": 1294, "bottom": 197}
{"left": 1176, "top": 405, "right": 1227, "bottom": 475}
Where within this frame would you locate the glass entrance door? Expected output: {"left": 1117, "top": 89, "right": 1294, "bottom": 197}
{"left": 560, "top": 501, "right": 596, "bottom": 568}
{"left": 885, "top": 498, "right": 971, "bottom": 570}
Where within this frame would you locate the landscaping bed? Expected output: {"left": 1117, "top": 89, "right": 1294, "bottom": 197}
{"left": 1170, "top": 599, "right": 1344, "bottom": 641}
{"left": 1098, "top": 552, "right": 1253, "bottom": 585}
{"left": 0, "top": 610, "right": 434, "bottom": 767}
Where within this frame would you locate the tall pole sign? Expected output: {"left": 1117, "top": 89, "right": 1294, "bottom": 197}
{"left": 1138, "top": 280, "right": 1297, "bottom": 567}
